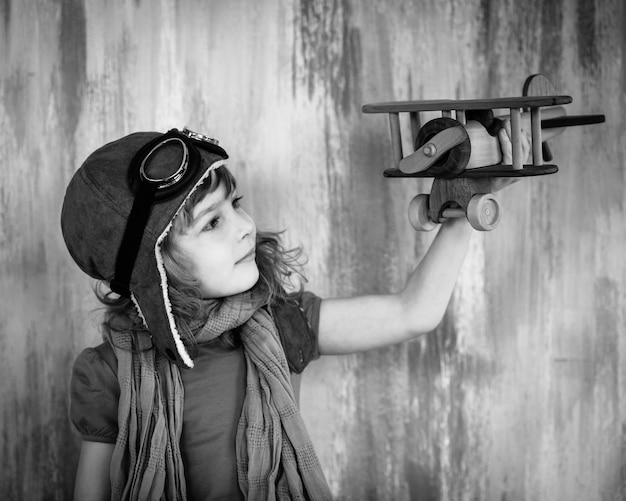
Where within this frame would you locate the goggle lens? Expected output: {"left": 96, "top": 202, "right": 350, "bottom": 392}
{"left": 140, "top": 137, "right": 190, "bottom": 189}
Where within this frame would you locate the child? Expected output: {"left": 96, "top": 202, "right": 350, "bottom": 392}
{"left": 62, "top": 124, "right": 525, "bottom": 500}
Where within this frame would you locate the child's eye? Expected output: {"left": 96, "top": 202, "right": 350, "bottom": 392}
{"left": 203, "top": 216, "right": 220, "bottom": 231}
{"left": 232, "top": 196, "right": 243, "bottom": 209}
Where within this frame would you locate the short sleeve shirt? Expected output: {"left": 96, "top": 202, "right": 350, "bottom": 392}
{"left": 69, "top": 292, "right": 322, "bottom": 500}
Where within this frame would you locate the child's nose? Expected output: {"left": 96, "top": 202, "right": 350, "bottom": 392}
{"left": 237, "top": 211, "right": 255, "bottom": 240}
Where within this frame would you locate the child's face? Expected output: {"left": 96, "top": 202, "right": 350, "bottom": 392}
{"left": 173, "top": 182, "right": 259, "bottom": 298}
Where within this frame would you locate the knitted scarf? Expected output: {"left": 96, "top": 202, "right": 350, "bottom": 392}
{"left": 109, "top": 295, "right": 333, "bottom": 500}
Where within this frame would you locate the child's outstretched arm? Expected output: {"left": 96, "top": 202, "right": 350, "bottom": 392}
{"left": 317, "top": 119, "right": 528, "bottom": 355}
{"left": 317, "top": 217, "right": 473, "bottom": 355}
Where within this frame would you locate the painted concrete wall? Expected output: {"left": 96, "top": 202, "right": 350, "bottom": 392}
{"left": 1, "top": 0, "right": 624, "bottom": 499}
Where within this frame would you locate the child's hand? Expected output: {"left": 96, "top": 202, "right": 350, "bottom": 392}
{"left": 492, "top": 118, "right": 532, "bottom": 192}
{"left": 498, "top": 118, "right": 532, "bottom": 164}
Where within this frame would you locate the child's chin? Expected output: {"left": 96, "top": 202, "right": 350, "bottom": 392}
{"left": 250, "top": 270, "right": 261, "bottom": 288}
{"left": 242, "top": 268, "right": 260, "bottom": 292}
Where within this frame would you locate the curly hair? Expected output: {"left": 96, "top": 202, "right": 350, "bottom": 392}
{"left": 97, "top": 165, "right": 306, "bottom": 354}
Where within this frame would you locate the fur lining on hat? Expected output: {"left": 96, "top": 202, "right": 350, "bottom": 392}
{"left": 153, "top": 159, "right": 228, "bottom": 368}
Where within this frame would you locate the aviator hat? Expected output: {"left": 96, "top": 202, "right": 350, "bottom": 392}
{"left": 61, "top": 128, "right": 228, "bottom": 368}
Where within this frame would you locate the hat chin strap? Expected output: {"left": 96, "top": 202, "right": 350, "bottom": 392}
{"left": 110, "top": 181, "right": 157, "bottom": 297}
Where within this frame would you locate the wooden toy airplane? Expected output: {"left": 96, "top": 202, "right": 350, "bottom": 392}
{"left": 362, "top": 74, "right": 605, "bottom": 231}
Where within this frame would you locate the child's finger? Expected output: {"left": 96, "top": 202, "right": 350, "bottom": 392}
{"left": 519, "top": 130, "right": 532, "bottom": 162}
{"left": 498, "top": 127, "right": 509, "bottom": 145}
{"left": 504, "top": 118, "right": 512, "bottom": 140}
{"left": 498, "top": 127, "right": 513, "bottom": 163}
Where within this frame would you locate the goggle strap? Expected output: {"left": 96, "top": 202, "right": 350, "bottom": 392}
{"left": 111, "top": 182, "right": 158, "bottom": 297}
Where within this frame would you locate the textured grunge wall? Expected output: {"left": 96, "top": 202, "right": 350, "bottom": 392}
{"left": 1, "top": 0, "right": 624, "bottom": 499}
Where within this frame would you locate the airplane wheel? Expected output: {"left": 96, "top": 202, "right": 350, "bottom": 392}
{"left": 467, "top": 193, "right": 501, "bottom": 231}
{"left": 408, "top": 194, "right": 438, "bottom": 231}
